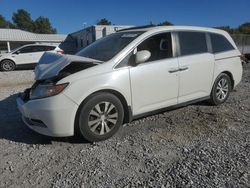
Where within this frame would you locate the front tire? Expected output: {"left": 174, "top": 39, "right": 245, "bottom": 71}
{"left": 0, "top": 60, "right": 16, "bottom": 71}
{"left": 209, "top": 73, "right": 232, "bottom": 105}
{"left": 77, "top": 92, "right": 124, "bottom": 142}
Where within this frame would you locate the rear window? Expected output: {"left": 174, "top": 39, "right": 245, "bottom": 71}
{"left": 178, "top": 32, "right": 208, "bottom": 56}
{"left": 210, "top": 33, "right": 235, "bottom": 53}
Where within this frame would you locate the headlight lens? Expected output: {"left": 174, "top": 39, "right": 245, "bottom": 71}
{"left": 30, "top": 83, "right": 69, "bottom": 100}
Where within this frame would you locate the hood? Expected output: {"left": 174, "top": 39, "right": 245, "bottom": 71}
{"left": 34, "top": 52, "right": 102, "bottom": 80}
{"left": 0, "top": 52, "right": 12, "bottom": 58}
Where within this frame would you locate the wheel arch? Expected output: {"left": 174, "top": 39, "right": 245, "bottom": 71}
{"left": 0, "top": 58, "right": 16, "bottom": 64}
{"left": 221, "top": 71, "right": 234, "bottom": 90}
{"left": 0, "top": 58, "right": 16, "bottom": 71}
{"left": 74, "top": 89, "right": 132, "bottom": 135}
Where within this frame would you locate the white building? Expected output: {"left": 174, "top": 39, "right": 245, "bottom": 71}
{"left": 0, "top": 29, "right": 66, "bottom": 54}
{"left": 60, "top": 25, "right": 133, "bottom": 54}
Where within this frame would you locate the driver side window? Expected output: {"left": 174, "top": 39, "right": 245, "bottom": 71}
{"left": 18, "top": 46, "right": 34, "bottom": 54}
{"left": 116, "top": 32, "right": 173, "bottom": 68}
{"left": 137, "top": 32, "right": 173, "bottom": 62}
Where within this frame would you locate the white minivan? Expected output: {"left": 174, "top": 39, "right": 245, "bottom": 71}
{"left": 0, "top": 44, "right": 64, "bottom": 71}
{"left": 17, "top": 26, "right": 243, "bottom": 142}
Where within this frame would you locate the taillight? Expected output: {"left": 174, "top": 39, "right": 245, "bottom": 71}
{"left": 56, "top": 50, "right": 64, "bottom": 54}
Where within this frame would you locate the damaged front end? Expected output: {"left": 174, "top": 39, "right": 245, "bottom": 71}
{"left": 35, "top": 52, "right": 102, "bottom": 81}
{"left": 21, "top": 52, "right": 102, "bottom": 101}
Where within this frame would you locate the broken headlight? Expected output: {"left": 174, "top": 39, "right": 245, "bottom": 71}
{"left": 29, "top": 83, "right": 69, "bottom": 100}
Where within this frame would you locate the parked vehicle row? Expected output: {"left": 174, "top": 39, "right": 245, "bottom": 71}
{"left": 0, "top": 44, "right": 64, "bottom": 71}
{"left": 17, "top": 26, "right": 242, "bottom": 142}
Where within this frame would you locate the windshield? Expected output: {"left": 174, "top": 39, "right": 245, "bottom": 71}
{"left": 76, "top": 31, "right": 143, "bottom": 62}
{"left": 10, "top": 46, "right": 22, "bottom": 53}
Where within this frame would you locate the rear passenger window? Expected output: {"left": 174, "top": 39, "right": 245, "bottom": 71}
{"left": 210, "top": 34, "right": 235, "bottom": 53}
{"left": 32, "top": 46, "right": 47, "bottom": 52}
{"left": 178, "top": 32, "right": 208, "bottom": 56}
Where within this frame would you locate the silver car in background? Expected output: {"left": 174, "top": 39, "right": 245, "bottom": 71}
{"left": 0, "top": 44, "right": 64, "bottom": 71}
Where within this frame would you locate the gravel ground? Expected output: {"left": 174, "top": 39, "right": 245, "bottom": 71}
{"left": 0, "top": 65, "right": 249, "bottom": 188}
{"left": 0, "top": 70, "right": 34, "bottom": 87}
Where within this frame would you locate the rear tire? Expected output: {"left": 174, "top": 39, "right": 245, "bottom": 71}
{"left": 77, "top": 92, "right": 124, "bottom": 142}
{"left": 0, "top": 60, "right": 16, "bottom": 71}
{"left": 209, "top": 73, "right": 232, "bottom": 105}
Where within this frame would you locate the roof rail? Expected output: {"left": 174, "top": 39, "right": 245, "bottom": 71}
{"left": 117, "top": 25, "right": 156, "bottom": 32}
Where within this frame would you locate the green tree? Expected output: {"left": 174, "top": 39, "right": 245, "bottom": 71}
{"left": 238, "top": 22, "right": 250, "bottom": 34}
{"left": 6, "top": 21, "right": 16, "bottom": 29}
{"left": 0, "top": 15, "right": 8, "bottom": 28}
{"left": 215, "top": 26, "right": 234, "bottom": 34}
{"left": 97, "top": 18, "right": 112, "bottom": 25}
{"left": 158, "top": 20, "right": 173, "bottom": 26}
{"left": 0, "top": 15, "right": 16, "bottom": 29}
{"left": 34, "top": 16, "right": 57, "bottom": 34}
{"left": 12, "top": 9, "right": 34, "bottom": 31}
{"left": 215, "top": 24, "right": 250, "bottom": 34}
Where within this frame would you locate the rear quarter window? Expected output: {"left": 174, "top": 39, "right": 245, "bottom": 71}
{"left": 210, "top": 33, "right": 235, "bottom": 53}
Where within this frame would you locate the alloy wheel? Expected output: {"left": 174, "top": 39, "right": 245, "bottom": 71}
{"left": 216, "top": 78, "right": 229, "bottom": 101}
{"left": 2, "top": 60, "right": 15, "bottom": 71}
{"left": 88, "top": 101, "right": 118, "bottom": 135}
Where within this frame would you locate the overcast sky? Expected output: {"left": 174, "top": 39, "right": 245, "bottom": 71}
{"left": 0, "top": 0, "right": 249, "bottom": 34}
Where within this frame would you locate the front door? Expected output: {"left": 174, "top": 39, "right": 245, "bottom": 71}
{"left": 129, "top": 32, "right": 179, "bottom": 115}
{"left": 12, "top": 46, "right": 36, "bottom": 65}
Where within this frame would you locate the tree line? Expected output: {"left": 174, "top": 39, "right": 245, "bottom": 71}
{"left": 98, "top": 18, "right": 250, "bottom": 35}
{"left": 0, "top": 9, "right": 56, "bottom": 34}
{"left": 215, "top": 23, "right": 250, "bottom": 35}
{"left": 0, "top": 9, "right": 249, "bottom": 35}
{"left": 96, "top": 18, "right": 174, "bottom": 26}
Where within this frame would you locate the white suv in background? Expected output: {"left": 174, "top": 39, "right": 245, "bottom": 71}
{"left": 17, "top": 26, "right": 242, "bottom": 142}
{"left": 0, "top": 44, "right": 64, "bottom": 71}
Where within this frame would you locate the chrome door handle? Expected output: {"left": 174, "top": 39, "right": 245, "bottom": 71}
{"left": 168, "top": 68, "right": 179, "bottom": 73}
{"left": 179, "top": 66, "right": 189, "bottom": 71}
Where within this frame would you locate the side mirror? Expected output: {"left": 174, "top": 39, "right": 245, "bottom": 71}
{"left": 15, "top": 50, "right": 20, "bottom": 55}
{"left": 135, "top": 50, "right": 151, "bottom": 64}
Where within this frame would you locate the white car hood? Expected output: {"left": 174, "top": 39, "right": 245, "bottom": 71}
{"left": 0, "top": 52, "right": 12, "bottom": 59}
{"left": 34, "top": 52, "right": 102, "bottom": 80}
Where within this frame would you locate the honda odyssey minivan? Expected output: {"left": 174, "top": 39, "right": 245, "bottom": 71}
{"left": 17, "top": 26, "right": 243, "bottom": 142}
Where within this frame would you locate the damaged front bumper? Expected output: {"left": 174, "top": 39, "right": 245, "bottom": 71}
{"left": 16, "top": 89, "right": 79, "bottom": 137}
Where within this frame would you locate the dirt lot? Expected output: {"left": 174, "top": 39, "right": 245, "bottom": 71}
{"left": 0, "top": 64, "right": 249, "bottom": 188}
